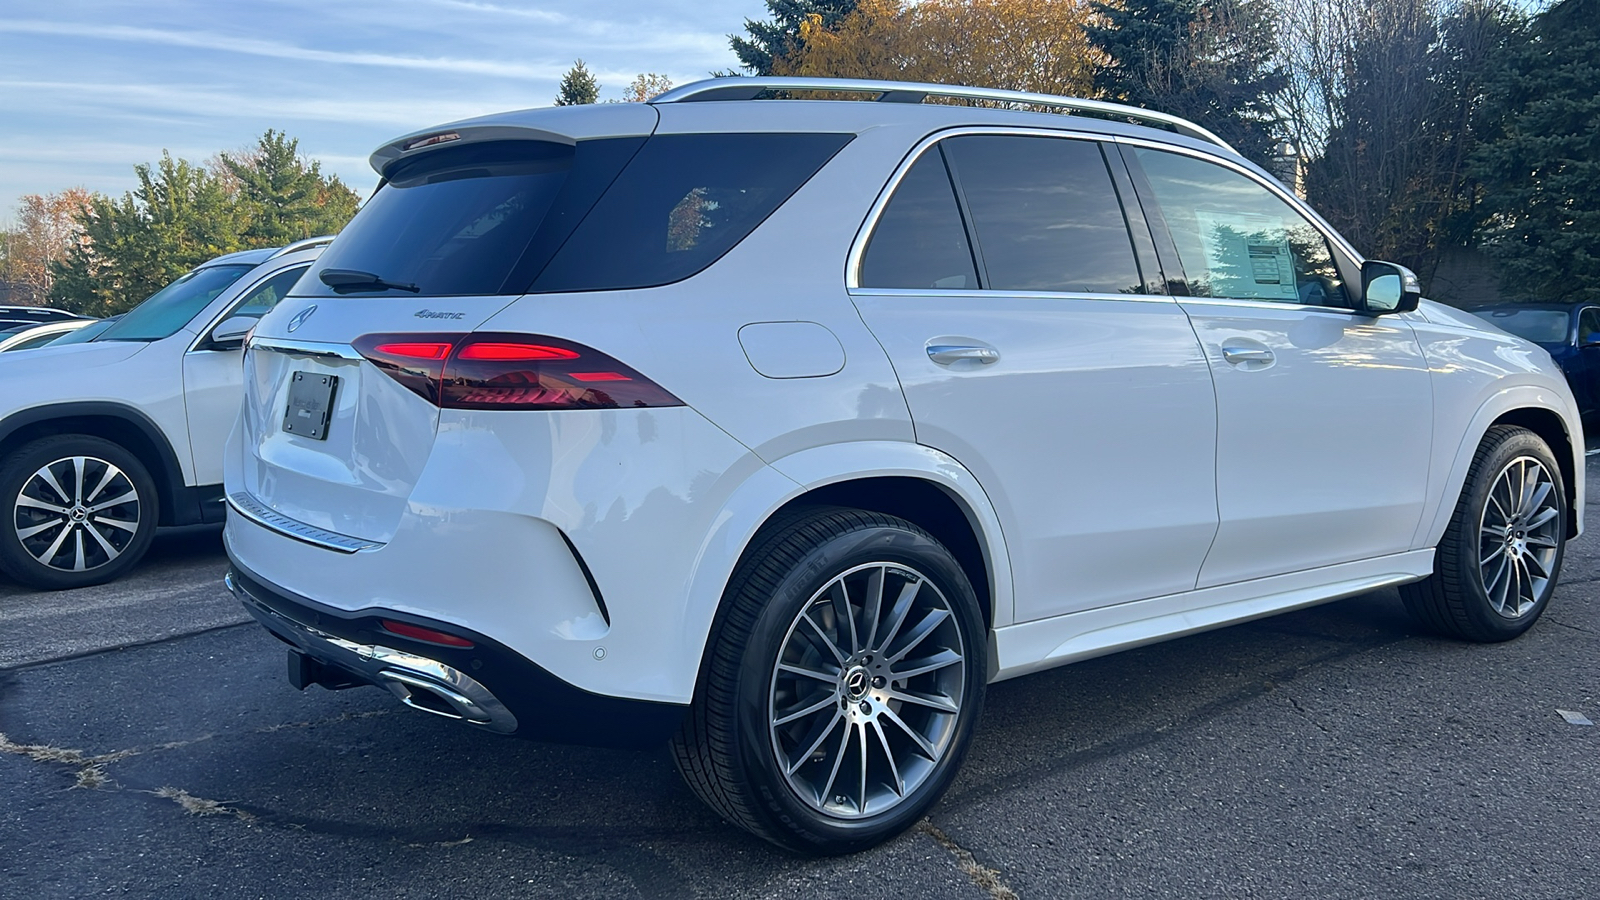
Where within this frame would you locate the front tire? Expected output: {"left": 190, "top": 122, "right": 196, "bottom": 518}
{"left": 671, "top": 507, "right": 986, "bottom": 854}
{"left": 1402, "top": 425, "right": 1567, "bottom": 642}
{"left": 0, "top": 435, "right": 159, "bottom": 590}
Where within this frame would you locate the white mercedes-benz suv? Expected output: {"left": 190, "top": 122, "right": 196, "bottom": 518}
{"left": 223, "top": 78, "right": 1583, "bottom": 854}
{"left": 0, "top": 238, "right": 327, "bottom": 589}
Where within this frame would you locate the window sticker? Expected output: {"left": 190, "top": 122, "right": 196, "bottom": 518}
{"left": 1194, "top": 210, "right": 1299, "bottom": 301}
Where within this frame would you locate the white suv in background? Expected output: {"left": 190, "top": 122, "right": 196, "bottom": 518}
{"left": 223, "top": 78, "right": 1582, "bottom": 854}
{"left": 0, "top": 238, "right": 327, "bottom": 589}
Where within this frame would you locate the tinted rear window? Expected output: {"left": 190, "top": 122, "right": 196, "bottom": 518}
{"left": 859, "top": 147, "right": 979, "bottom": 290}
{"left": 301, "top": 133, "right": 850, "bottom": 298}
{"left": 941, "top": 135, "right": 1143, "bottom": 295}
{"left": 531, "top": 132, "right": 853, "bottom": 293}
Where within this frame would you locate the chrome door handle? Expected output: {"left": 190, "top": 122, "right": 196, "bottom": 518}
{"left": 927, "top": 345, "right": 1000, "bottom": 365}
{"left": 1221, "top": 347, "right": 1274, "bottom": 364}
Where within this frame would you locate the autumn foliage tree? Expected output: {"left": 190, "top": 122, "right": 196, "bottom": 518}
{"left": 774, "top": 0, "right": 1100, "bottom": 98}
{"left": 0, "top": 189, "right": 92, "bottom": 306}
{"left": 620, "top": 73, "right": 675, "bottom": 102}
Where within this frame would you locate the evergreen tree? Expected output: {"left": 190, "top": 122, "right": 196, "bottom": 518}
{"left": 50, "top": 154, "right": 244, "bottom": 316}
{"left": 1471, "top": 0, "right": 1600, "bottom": 303}
{"left": 732, "top": 0, "right": 860, "bottom": 74}
{"left": 220, "top": 130, "right": 360, "bottom": 246}
{"left": 1085, "top": 0, "right": 1286, "bottom": 166}
{"left": 555, "top": 59, "right": 600, "bottom": 105}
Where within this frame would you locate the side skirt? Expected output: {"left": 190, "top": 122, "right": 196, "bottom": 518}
{"left": 990, "top": 549, "right": 1434, "bottom": 683}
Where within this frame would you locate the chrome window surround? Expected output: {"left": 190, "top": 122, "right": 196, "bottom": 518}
{"left": 652, "top": 77, "right": 1236, "bottom": 153}
{"left": 227, "top": 491, "right": 383, "bottom": 554}
{"left": 846, "top": 127, "right": 1372, "bottom": 318}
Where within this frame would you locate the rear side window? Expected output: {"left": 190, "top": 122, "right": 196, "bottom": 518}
{"left": 859, "top": 148, "right": 979, "bottom": 290}
{"left": 531, "top": 133, "right": 853, "bottom": 293}
{"left": 941, "top": 135, "right": 1143, "bottom": 295}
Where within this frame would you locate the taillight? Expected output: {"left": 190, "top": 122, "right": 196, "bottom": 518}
{"left": 353, "top": 332, "right": 683, "bottom": 411}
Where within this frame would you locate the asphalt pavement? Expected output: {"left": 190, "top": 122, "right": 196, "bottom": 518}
{"left": 2, "top": 467, "right": 1598, "bottom": 899}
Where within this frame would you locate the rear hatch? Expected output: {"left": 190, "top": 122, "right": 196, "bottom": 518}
{"left": 236, "top": 104, "right": 854, "bottom": 544}
{"left": 238, "top": 105, "right": 660, "bottom": 543}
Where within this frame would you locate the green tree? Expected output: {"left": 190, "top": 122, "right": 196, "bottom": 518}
{"left": 1471, "top": 0, "right": 1600, "bottom": 302}
{"left": 1086, "top": 0, "right": 1287, "bottom": 166}
{"left": 555, "top": 59, "right": 600, "bottom": 105}
{"left": 732, "top": 0, "right": 860, "bottom": 74}
{"left": 219, "top": 130, "right": 360, "bottom": 246}
{"left": 50, "top": 154, "right": 244, "bottom": 316}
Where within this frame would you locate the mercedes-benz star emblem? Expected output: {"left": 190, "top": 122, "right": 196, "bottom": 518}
{"left": 286, "top": 305, "right": 318, "bottom": 333}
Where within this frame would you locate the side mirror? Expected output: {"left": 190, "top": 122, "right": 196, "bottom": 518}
{"left": 1360, "top": 260, "right": 1422, "bottom": 315}
{"left": 204, "top": 315, "right": 257, "bottom": 351}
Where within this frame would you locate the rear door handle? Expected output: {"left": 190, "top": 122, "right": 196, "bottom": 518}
{"left": 927, "top": 344, "right": 1001, "bottom": 365}
{"left": 1221, "top": 346, "right": 1274, "bottom": 364}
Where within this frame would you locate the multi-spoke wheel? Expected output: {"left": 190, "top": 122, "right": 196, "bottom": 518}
{"left": 769, "top": 562, "right": 966, "bottom": 819}
{"left": 672, "top": 507, "right": 985, "bottom": 854}
{"left": 1402, "top": 425, "right": 1567, "bottom": 642}
{"left": 0, "top": 435, "right": 159, "bottom": 590}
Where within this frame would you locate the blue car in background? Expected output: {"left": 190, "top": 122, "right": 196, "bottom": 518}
{"left": 1475, "top": 304, "right": 1600, "bottom": 424}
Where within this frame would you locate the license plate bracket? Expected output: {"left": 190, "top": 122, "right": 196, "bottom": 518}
{"left": 283, "top": 371, "right": 338, "bottom": 440}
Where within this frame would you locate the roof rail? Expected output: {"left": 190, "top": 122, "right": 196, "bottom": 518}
{"left": 270, "top": 235, "right": 338, "bottom": 259}
{"left": 651, "top": 77, "right": 1236, "bottom": 154}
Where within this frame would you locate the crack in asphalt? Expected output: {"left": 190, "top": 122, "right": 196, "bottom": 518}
{"left": 1285, "top": 693, "right": 1334, "bottom": 736}
{"left": 918, "top": 819, "right": 1019, "bottom": 900}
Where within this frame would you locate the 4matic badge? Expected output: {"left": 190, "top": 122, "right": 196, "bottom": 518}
{"left": 414, "top": 309, "right": 466, "bottom": 320}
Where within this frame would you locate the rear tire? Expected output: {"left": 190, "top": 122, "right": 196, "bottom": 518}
{"left": 0, "top": 435, "right": 159, "bottom": 590}
{"left": 671, "top": 507, "right": 986, "bottom": 854}
{"left": 1401, "top": 425, "right": 1567, "bottom": 642}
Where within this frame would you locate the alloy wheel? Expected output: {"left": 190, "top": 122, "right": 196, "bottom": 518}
{"left": 1477, "top": 454, "right": 1561, "bottom": 618}
{"left": 768, "top": 561, "right": 966, "bottom": 819}
{"left": 13, "top": 455, "right": 141, "bottom": 573}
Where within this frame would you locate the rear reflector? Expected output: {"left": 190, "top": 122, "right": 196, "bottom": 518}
{"left": 353, "top": 332, "right": 683, "bottom": 411}
{"left": 380, "top": 619, "right": 474, "bottom": 648}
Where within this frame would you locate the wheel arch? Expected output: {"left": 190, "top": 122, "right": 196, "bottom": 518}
{"left": 0, "top": 403, "right": 192, "bottom": 526}
{"left": 1417, "top": 387, "right": 1585, "bottom": 548}
{"left": 681, "top": 442, "right": 1014, "bottom": 699}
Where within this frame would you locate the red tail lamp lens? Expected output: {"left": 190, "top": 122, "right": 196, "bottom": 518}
{"left": 352, "top": 332, "right": 682, "bottom": 411}
{"left": 373, "top": 342, "right": 452, "bottom": 360}
{"left": 379, "top": 619, "right": 474, "bottom": 648}
{"left": 457, "top": 343, "right": 579, "bottom": 361}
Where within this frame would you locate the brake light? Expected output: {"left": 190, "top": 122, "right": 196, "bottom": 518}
{"left": 379, "top": 619, "right": 474, "bottom": 648}
{"left": 353, "top": 332, "right": 683, "bottom": 411}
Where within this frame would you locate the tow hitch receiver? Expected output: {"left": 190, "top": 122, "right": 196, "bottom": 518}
{"left": 287, "top": 649, "right": 364, "bottom": 691}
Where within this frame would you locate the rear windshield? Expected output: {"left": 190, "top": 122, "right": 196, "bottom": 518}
{"left": 298, "top": 132, "right": 851, "bottom": 298}
{"left": 98, "top": 264, "right": 254, "bottom": 342}
{"left": 1476, "top": 308, "right": 1569, "bottom": 343}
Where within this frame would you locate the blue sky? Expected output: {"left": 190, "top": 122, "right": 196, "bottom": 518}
{"left": 0, "top": 0, "right": 760, "bottom": 220}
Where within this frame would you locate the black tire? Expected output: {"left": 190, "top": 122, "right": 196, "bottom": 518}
{"left": 0, "top": 434, "right": 159, "bottom": 590}
{"left": 671, "top": 507, "right": 986, "bottom": 855}
{"left": 1401, "top": 425, "right": 1567, "bottom": 642}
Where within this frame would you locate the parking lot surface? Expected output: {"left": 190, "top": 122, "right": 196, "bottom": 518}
{"left": 2, "top": 466, "right": 1598, "bottom": 899}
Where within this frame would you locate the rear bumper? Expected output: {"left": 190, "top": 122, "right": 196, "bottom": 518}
{"left": 227, "top": 559, "right": 688, "bottom": 749}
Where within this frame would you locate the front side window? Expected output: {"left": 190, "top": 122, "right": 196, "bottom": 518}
{"left": 1578, "top": 308, "right": 1600, "bottom": 345}
{"left": 1133, "top": 147, "right": 1350, "bottom": 307}
{"left": 227, "top": 266, "right": 308, "bottom": 320}
{"left": 859, "top": 148, "right": 979, "bottom": 290}
{"left": 941, "top": 135, "right": 1143, "bottom": 295}
{"left": 98, "top": 264, "right": 255, "bottom": 342}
